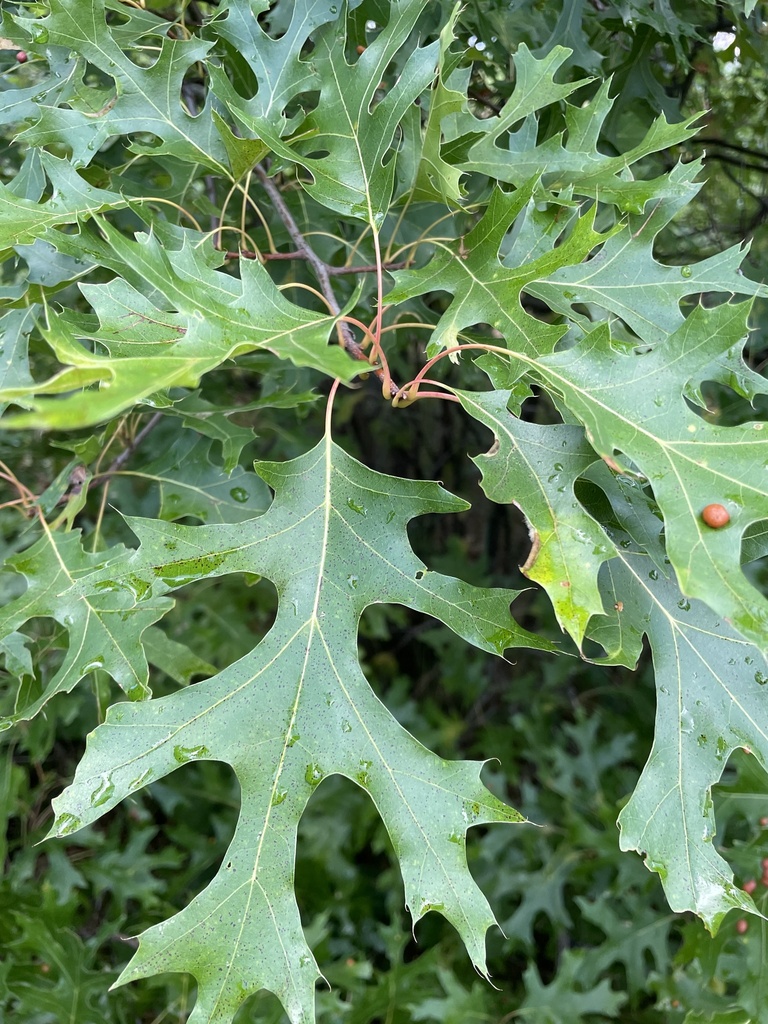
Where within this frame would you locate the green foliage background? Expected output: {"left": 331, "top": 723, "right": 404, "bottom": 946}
{"left": 2, "top": 1, "right": 768, "bottom": 1021}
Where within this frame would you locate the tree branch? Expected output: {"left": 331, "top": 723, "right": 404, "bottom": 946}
{"left": 226, "top": 249, "right": 407, "bottom": 275}
{"left": 93, "top": 412, "right": 164, "bottom": 484}
{"left": 254, "top": 165, "right": 400, "bottom": 396}
{"left": 695, "top": 137, "right": 768, "bottom": 164}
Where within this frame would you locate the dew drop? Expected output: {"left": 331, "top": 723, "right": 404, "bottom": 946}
{"left": 305, "top": 763, "right": 323, "bottom": 786}
{"left": 677, "top": 599, "right": 691, "bottom": 612}
{"left": 755, "top": 671, "right": 768, "bottom": 686}
{"left": 648, "top": 569, "right": 659, "bottom": 580}
{"left": 230, "top": 487, "right": 249, "bottom": 503}
{"left": 271, "top": 789, "right": 287, "bottom": 806}
{"left": 346, "top": 497, "right": 366, "bottom": 515}
{"left": 680, "top": 265, "right": 692, "bottom": 278}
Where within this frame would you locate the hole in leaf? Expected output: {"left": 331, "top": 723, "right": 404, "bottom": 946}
{"left": 104, "top": 8, "right": 130, "bottom": 28}
{"left": 161, "top": 575, "right": 278, "bottom": 675}
{"left": 283, "top": 89, "right": 320, "bottom": 121}
{"left": 233, "top": 991, "right": 286, "bottom": 1021}
{"left": 295, "top": 774, "right": 403, "bottom": 968}
{"left": 256, "top": 5, "right": 291, "bottom": 41}
{"left": 686, "top": 379, "right": 768, "bottom": 426}
{"left": 180, "top": 69, "right": 206, "bottom": 117}
{"left": 0, "top": 616, "right": 67, "bottom": 718}
{"left": 742, "top": 519, "right": 768, "bottom": 570}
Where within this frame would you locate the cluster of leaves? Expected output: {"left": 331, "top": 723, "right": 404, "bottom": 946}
{"left": 2, "top": 0, "right": 768, "bottom": 1021}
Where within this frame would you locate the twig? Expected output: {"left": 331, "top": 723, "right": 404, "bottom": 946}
{"left": 182, "top": 83, "right": 221, "bottom": 245}
{"left": 694, "top": 137, "right": 768, "bottom": 164}
{"left": 468, "top": 88, "right": 502, "bottom": 115}
{"left": 254, "top": 165, "right": 400, "bottom": 396}
{"left": 93, "top": 412, "right": 164, "bottom": 483}
{"left": 254, "top": 166, "right": 342, "bottom": 312}
{"left": 327, "top": 260, "right": 406, "bottom": 276}
{"left": 226, "top": 249, "right": 407, "bottom": 275}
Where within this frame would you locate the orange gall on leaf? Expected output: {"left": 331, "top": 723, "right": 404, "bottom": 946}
{"left": 701, "top": 503, "right": 730, "bottom": 529}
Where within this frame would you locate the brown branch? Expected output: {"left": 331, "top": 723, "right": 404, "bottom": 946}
{"left": 694, "top": 137, "right": 768, "bottom": 164}
{"left": 226, "top": 249, "right": 407, "bottom": 275}
{"left": 93, "top": 412, "right": 164, "bottom": 484}
{"left": 699, "top": 152, "right": 768, "bottom": 175}
{"left": 253, "top": 165, "right": 400, "bottom": 397}
{"left": 328, "top": 260, "right": 407, "bottom": 276}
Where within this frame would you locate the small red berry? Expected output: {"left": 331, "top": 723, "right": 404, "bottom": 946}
{"left": 737, "top": 918, "right": 749, "bottom": 934}
{"left": 16, "top": 50, "right": 28, "bottom": 63}
{"left": 701, "top": 503, "right": 730, "bottom": 529}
